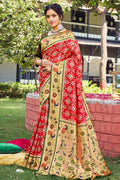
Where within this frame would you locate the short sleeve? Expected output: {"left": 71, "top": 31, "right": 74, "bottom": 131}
{"left": 34, "top": 32, "right": 48, "bottom": 59}
{"left": 35, "top": 42, "right": 42, "bottom": 59}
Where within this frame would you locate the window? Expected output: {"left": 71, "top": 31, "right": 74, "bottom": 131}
{"left": 71, "top": 9, "right": 85, "bottom": 32}
{"left": 106, "top": 14, "right": 115, "bottom": 36}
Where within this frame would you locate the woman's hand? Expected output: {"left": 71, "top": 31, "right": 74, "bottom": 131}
{"left": 42, "top": 59, "right": 53, "bottom": 73}
{"left": 34, "top": 58, "right": 42, "bottom": 66}
{"left": 34, "top": 58, "right": 52, "bottom": 73}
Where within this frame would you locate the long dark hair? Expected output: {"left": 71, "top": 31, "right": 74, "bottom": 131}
{"left": 44, "top": 3, "right": 63, "bottom": 19}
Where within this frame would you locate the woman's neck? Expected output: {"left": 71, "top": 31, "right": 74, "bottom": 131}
{"left": 52, "top": 26, "right": 59, "bottom": 32}
{"left": 48, "top": 28, "right": 66, "bottom": 36}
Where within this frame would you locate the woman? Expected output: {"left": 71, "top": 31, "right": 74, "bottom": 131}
{"left": 0, "top": 3, "right": 110, "bottom": 180}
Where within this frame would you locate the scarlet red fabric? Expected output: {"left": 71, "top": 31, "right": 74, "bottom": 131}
{"left": 6, "top": 139, "right": 30, "bottom": 151}
{"left": 25, "top": 35, "right": 88, "bottom": 157}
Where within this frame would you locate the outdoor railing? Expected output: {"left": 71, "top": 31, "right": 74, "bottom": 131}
{"left": 20, "top": 68, "right": 39, "bottom": 84}
{"left": 62, "top": 21, "right": 120, "bottom": 42}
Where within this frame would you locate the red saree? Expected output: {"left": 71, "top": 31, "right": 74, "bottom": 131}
{"left": 22, "top": 30, "right": 110, "bottom": 179}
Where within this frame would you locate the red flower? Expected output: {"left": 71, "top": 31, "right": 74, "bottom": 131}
{"left": 81, "top": 131, "right": 85, "bottom": 136}
{"left": 48, "top": 130, "right": 52, "bottom": 135}
{"left": 51, "top": 99, "right": 56, "bottom": 104}
{"left": 61, "top": 128, "right": 66, "bottom": 134}
{"left": 53, "top": 67, "right": 58, "bottom": 72}
{"left": 45, "top": 89, "right": 49, "bottom": 94}
{"left": 53, "top": 93, "right": 57, "bottom": 97}
{"left": 41, "top": 163, "right": 46, "bottom": 168}
{"left": 48, "top": 141, "right": 51, "bottom": 146}
{"left": 50, "top": 124, "right": 54, "bottom": 129}
{"left": 44, "top": 156, "right": 48, "bottom": 161}
{"left": 52, "top": 110, "right": 55, "bottom": 114}
{"left": 43, "top": 39, "right": 47, "bottom": 43}
{"left": 70, "top": 129, "right": 74, "bottom": 134}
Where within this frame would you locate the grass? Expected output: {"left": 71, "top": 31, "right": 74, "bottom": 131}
{"left": 0, "top": 98, "right": 120, "bottom": 180}
{"left": 0, "top": 98, "right": 32, "bottom": 142}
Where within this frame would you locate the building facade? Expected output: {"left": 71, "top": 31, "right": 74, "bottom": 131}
{"left": 63, "top": 8, "right": 120, "bottom": 86}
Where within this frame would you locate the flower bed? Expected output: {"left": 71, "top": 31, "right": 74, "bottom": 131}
{"left": 25, "top": 93, "right": 120, "bottom": 157}
{"left": 85, "top": 93, "right": 120, "bottom": 102}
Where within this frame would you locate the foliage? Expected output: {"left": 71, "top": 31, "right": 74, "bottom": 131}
{"left": 82, "top": 80, "right": 112, "bottom": 94}
{"left": 83, "top": 80, "right": 120, "bottom": 94}
{"left": 0, "top": 82, "right": 36, "bottom": 98}
{"left": 83, "top": 81, "right": 104, "bottom": 94}
{"left": 0, "top": 0, "right": 48, "bottom": 69}
{"left": 0, "top": 81, "right": 119, "bottom": 99}
{"left": 68, "top": 0, "right": 120, "bottom": 13}
{"left": 0, "top": 0, "right": 71, "bottom": 68}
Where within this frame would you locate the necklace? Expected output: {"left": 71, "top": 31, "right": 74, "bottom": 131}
{"left": 51, "top": 24, "right": 64, "bottom": 34}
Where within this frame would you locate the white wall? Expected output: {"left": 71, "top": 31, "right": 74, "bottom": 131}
{"left": 0, "top": 62, "right": 17, "bottom": 83}
{"left": 89, "top": 57, "right": 101, "bottom": 76}
{"left": 83, "top": 56, "right": 88, "bottom": 72}
{"left": 116, "top": 58, "right": 120, "bottom": 71}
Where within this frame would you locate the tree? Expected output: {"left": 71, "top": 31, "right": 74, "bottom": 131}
{"left": 68, "top": 0, "right": 120, "bottom": 89}
{"left": 0, "top": 0, "right": 65, "bottom": 91}
{"left": 0, "top": 0, "right": 70, "bottom": 90}
{"left": 0, "top": 0, "right": 49, "bottom": 69}
{"left": 0, "top": 0, "right": 70, "bottom": 67}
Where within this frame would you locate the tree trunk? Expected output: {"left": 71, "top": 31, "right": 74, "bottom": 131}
{"left": 33, "top": 63, "right": 38, "bottom": 92}
{"left": 100, "top": 12, "right": 108, "bottom": 90}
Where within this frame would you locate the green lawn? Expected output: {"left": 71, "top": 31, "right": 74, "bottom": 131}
{"left": 0, "top": 98, "right": 32, "bottom": 142}
{"left": 0, "top": 98, "right": 120, "bottom": 180}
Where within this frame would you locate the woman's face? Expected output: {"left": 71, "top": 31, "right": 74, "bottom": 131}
{"left": 46, "top": 9, "right": 60, "bottom": 29}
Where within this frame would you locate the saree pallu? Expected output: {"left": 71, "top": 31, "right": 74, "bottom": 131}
{"left": 0, "top": 30, "right": 110, "bottom": 179}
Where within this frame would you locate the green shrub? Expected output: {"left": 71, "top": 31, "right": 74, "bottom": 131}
{"left": 116, "top": 89, "right": 120, "bottom": 94}
{"left": 82, "top": 80, "right": 114, "bottom": 94}
{"left": 0, "top": 82, "right": 37, "bottom": 98}
{"left": 0, "top": 81, "right": 119, "bottom": 98}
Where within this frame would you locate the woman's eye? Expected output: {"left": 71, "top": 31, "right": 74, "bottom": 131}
{"left": 46, "top": 15, "right": 50, "bottom": 18}
{"left": 52, "top": 14, "right": 57, "bottom": 17}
